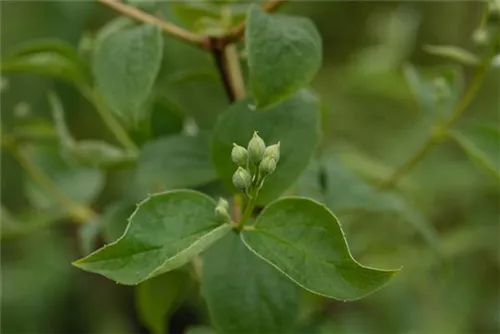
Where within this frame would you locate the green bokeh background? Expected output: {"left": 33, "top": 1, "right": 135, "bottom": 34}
{"left": 1, "top": 1, "right": 499, "bottom": 333}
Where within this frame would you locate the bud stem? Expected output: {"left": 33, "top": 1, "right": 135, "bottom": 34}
{"left": 235, "top": 196, "right": 256, "bottom": 230}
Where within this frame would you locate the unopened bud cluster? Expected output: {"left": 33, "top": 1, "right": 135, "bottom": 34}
{"left": 231, "top": 131, "right": 281, "bottom": 193}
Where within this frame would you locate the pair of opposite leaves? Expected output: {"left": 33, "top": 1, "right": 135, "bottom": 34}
{"left": 74, "top": 190, "right": 398, "bottom": 301}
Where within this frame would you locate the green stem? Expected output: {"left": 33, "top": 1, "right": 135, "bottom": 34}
{"left": 379, "top": 49, "right": 495, "bottom": 189}
{"left": 236, "top": 196, "right": 256, "bottom": 230}
{"left": 2, "top": 138, "right": 96, "bottom": 223}
{"left": 79, "top": 85, "right": 137, "bottom": 152}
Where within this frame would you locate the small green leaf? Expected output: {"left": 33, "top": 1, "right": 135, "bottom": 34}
{"left": 135, "top": 270, "right": 190, "bottom": 334}
{"left": 424, "top": 44, "right": 481, "bottom": 66}
{"left": 246, "top": 6, "right": 322, "bottom": 108}
{"left": 202, "top": 232, "right": 300, "bottom": 334}
{"left": 452, "top": 123, "right": 500, "bottom": 181}
{"left": 49, "top": 93, "right": 137, "bottom": 169}
{"left": 241, "top": 197, "right": 399, "bottom": 300}
{"left": 1, "top": 39, "right": 88, "bottom": 85}
{"left": 137, "top": 133, "right": 218, "bottom": 192}
{"left": 24, "top": 146, "right": 104, "bottom": 210}
{"left": 403, "top": 63, "right": 463, "bottom": 119}
{"left": 212, "top": 90, "right": 321, "bottom": 205}
{"left": 93, "top": 23, "right": 163, "bottom": 127}
{"left": 73, "top": 190, "right": 231, "bottom": 285}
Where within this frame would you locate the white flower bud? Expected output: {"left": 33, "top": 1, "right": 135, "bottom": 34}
{"left": 232, "top": 167, "right": 252, "bottom": 189}
{"left": 259, "top": 156, "right": 276, "bottom": 176}
{"left": 231, "top": 143, "right": 248, "bottom": 167}
{"left": 247, "top": 131, "right": 266, "bottom": 164}
{"left": 264, "top": 141, "right": 280, "bottom": 162}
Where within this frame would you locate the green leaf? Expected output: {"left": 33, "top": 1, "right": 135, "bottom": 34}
{"left": 246, "top": 6, "right": 322, "bottom": 108}
{"left": 135, "top": 270, "right": 190, "bottom": 334}
{"left": 24, "top": 146, "right": 104, "bottom": 210}
{"left": 403, "top": 63, "right": 463, "bottom": 119}
{"left": 49, "top": 93, "right": 137, "bottom": 169}
{"left": 241, "top": 197, "right": 399, "bottom": 300}
{"left": 137, "top": 133, "right": 218, "bottom": 192}
{"left": 149, "top": 96, "right": 185, "bottom": 138}
{"left": 1, "top": 39, "right": 88, "bottom": 85}
{"left": 168, "top": 1, "right": 248, "bottom": 36}
{"left": 424, "top": 44, "right": 481, "bottom": 66}
{"left": 212, "top": 90, "right": 321, "bottom": 205}
{"left": 452, "top": 123, "right": 500, "bottom": 181}
{"left": 73, "top": 190, "right": 231, "bottom": 285}
{"left": 202, "top": 232, "right": 300, "bottom": 334}
{"left": 93, "top": 23, "right": 163, "bottom": 127}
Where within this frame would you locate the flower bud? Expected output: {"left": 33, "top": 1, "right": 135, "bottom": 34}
{"left": 259, "top": 156, "right": 276, "bottom": 176}
{"left": 217, "top": 197, "right": 229, "bottom": 211}
{"left": 214, "top": 205, "right": 230, "bottom": 223}
{"left": 247, "top": 131, "right": 266, "bottom": 164}
{"left": 231, "top": 143, "right": 248, "bottom": 167}
{"left": 264, "top": 141, "right": 280, "bottom": 162}
{"left": 232, "top": 167, "right": 252, "bottom": 189}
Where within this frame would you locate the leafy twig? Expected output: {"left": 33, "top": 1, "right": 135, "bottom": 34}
{"left": 97, "top": 0, "right": 206, "bottom": 47}
{"left": 79, "top": 85, "right": 138, "bottom": 152}
{"left": 1, "top": 132, "right": 97, "bottom": 223}
{"left": 379, "top": 50, "right": 496, "bottom": 189}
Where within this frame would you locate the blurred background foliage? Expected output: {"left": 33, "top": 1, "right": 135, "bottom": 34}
{"left": 1, "top": 1, "right": 499, "bottom": 334}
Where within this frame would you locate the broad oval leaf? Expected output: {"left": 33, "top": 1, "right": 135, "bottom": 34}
{"left": 137, "top": 133, "right": 218, "bottom": 192}
{"left": 212, "top": 90, "right": 321, "bottom": 205}
{"left": 241, "top": 197, "right": 399, "bottom": 300}
{"left": 73, "top": 190, "right": 231, "bottom": 285}
{"left": 452, "top": 123, "right": 500, "bottom": 182}
{"left": 246, "top": 6, "right": 322, "bottom": 108}
{"left": 93, "top": 23, "right": 163, "bottom": 127}
{"left": 135, "top": 270, "right": 190, "bottom": 334}
{"left": 202, "top": 232, "right": 300, "bottom": 334}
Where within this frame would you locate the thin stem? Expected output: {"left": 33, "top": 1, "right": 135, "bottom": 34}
{"left": 224, "top": 44, "right": 246, "bottom": 100}
{"left": 79, "top": 86, "right": 137, "bottom": 152}
{"left": 236, "top": 196, "right": 256, "bottom": 230}
{"left": 227, "top": 0, "right": 287, "bottom": 42}
{"left": 210, "top": 39, "right": 236, "bottom": 102}
{"left": 97, "top": 0, "right": 205, "bottom": 47}
{"left": 379, "top": 50, "right": 495, "bottom": 189}
{"left": 3, "top": 139, "right": 97, "bottom": 223}
{"left": 379, "top": 134, "right": 440, "bottom": 189}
